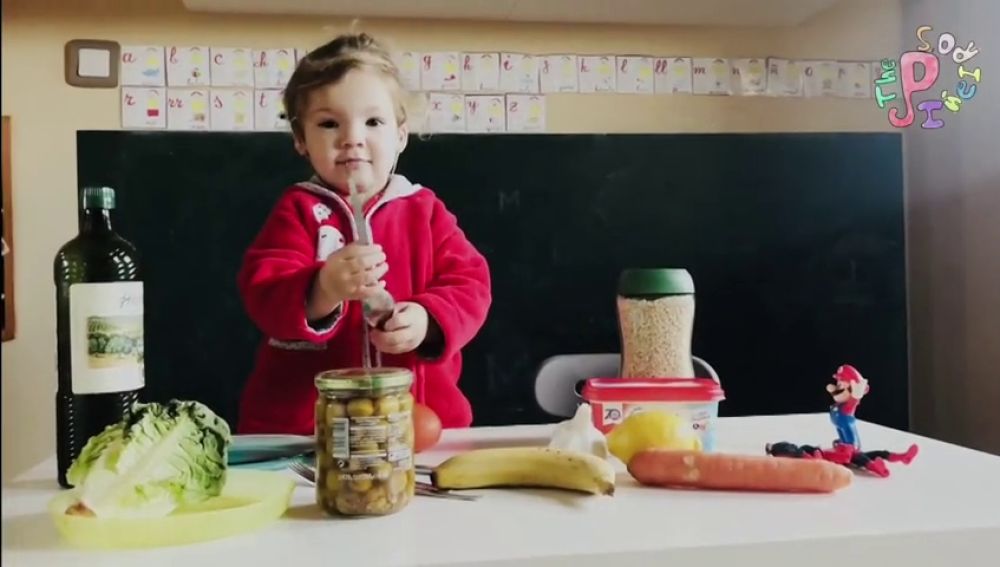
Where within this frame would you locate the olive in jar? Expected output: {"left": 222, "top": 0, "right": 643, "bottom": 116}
{"left": 314, "top": 367, "right": 416, "bottom": 517}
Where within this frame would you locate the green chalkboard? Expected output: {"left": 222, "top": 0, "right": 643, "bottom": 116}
{"left": 77, "top": 131, "right": 909, "bottom": 431}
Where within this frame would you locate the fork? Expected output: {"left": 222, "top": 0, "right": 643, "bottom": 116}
{"left": 287, "top": 460, "right": 479, "bottom": 501}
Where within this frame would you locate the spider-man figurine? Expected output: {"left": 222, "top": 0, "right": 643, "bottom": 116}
{"left": 766, "top": 440, "right": 919, "bottom": 477}
{"left": 766, "top": 365, "right": 919, "bottom": 477}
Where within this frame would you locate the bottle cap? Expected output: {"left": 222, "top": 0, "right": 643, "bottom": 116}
{"left": 82, "top": 186, "right": 116, "bottom": 210}
{"left": 618, "top": 268, "right": 695, "bottom": 296}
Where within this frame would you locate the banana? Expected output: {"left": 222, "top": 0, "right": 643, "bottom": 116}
{"left": 430, "top": 446, "right": 616, "bottom": 495}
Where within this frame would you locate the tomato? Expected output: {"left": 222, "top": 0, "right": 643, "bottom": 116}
{"left": 413, "top": 403, "right": 442, "bottom": 453}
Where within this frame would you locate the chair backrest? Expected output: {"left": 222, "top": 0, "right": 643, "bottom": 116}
{"left": 533, "top": 353, "right": 720, "bottom": 418}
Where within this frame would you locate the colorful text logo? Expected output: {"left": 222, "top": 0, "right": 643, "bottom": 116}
{"left": 874, "top": 26, "right": 982, "bottom": 129}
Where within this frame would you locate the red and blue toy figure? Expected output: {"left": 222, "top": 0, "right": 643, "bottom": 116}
{"left": 826, "top": 364, "right": 869, "bottom": 449}
{"left": 766, "top": 364, "right": 919, "bottom": 478}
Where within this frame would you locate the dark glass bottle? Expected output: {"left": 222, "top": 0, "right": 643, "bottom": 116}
{"left": 54, "top": 187, "right": 144, "bottom": 488}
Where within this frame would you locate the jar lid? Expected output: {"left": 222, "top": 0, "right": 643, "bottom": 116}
{"left": 618, "top": 268, "right": 694, "bottom": 296}
{"left": 315, "top": 367, "right": 413, "bottom": 392}
{"left": 581, "top": 377, "right": 724, "bottom": 403}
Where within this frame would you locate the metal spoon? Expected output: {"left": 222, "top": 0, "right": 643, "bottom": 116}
{"left": 347, "top": 174, "right": 396, "bottom": 368}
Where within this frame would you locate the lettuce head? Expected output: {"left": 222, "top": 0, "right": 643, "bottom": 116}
{"left": 66, "top": 399, "right": 231, "bottom": 518}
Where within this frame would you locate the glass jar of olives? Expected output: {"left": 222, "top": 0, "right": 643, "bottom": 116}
{"left": 314, "top": 367, "right": 416, "bottom": 517}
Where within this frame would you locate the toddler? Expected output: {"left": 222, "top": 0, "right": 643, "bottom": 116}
{"left": 236, "top": 32, "right": 492, "bottom": 434}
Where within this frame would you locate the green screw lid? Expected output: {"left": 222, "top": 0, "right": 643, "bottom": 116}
{"left": 315, "top": 367, "right": 414, "bottom": 393}
{"left": 618, "top": 268, "right": 695, "bottom": 296}
{"left": 82, "top": 186, "right": 116, "bottom": 210}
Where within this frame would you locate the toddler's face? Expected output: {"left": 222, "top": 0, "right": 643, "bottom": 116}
{"left": 295, "top": 68, "right": 407, "bottom": 198}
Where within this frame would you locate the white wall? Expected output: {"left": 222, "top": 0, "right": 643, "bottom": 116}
{"left": 902, "top": 0, "right": 1000, "bottom": 454}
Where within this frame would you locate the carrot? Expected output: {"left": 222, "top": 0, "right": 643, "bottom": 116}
{"left": 628, "top": 449, "right": 853, "bottom": 493}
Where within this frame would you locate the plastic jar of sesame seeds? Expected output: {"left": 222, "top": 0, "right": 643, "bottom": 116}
{"left": 616, "top": 268, "right": 696, "bottom": 379}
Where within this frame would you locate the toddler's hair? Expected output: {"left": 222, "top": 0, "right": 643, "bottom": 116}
{"left": 283, "top": 32, "right": 408, "bottom": 138}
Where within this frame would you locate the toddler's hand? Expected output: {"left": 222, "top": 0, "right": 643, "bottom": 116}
{"left": 371, "top": 302, "right": 428, "bottom": 355}
{"left": 317, "top": 243, "right": 388, "bottom": 304}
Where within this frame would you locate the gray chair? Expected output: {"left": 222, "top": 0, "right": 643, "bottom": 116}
{"left": 534, "top": 353, "right": 720, "bottom": 418}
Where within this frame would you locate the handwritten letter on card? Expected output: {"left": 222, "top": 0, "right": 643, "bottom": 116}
{"left": 421, "top": 53, "right": 461, "bottom": 91}
{"left": 254, "top": 89, "right": 289, "bottom": 131}
{"left": 167, "top": 46, "right": 210, "bottom": 86}
{"left": 210, "top": 48, "right": 254, "bottom": 87}
{"left": 653, "top": 57, "right": 693, "bottom": 94}
{"left": 121, "top": 87, "right": 166, "bottom": 129}
{"left": 254, "top": 49, "right": 296, "bottom": 89}
{"left": 506, "top": 94, "right": 546, "bottom": 132}
{"left": 767, "top": 58, "right": 804, "bottom": 96}
{"left": 500, "top": 54, "right": 539, "bottom": 93}
{"left": 579, "top": 56, "right": 616, "bottom": 93}
{"left": 210, "top": 88, "right": 254, "bottom": 131}
{"left": 803, "top": 61, "right": 840, "bottom": 97}
{"left": 120, "top": 46, "right": 165, "bottom": 86}
{"left": 396, "top": 51, "right": 421, "bottom": 91}
{"left": 427, "top": 93, "right": 466, "bottom": 132}
{"left": 461, "top": 53, "right": 500, "bottom": 92}
{"left": 616, "top": 56, "right": 654, "bottom": 94}
{"left": 167, "top": 89, "right": 210, "bottom": 130}
{"left": 731, "top": 58, "right": 767, "bottom": 95}
{"left": 539, "top": 55, "right": 578, "bottom": 93}
{"left": 692, "top": 58, "right": 732, "bottom": 95}
{"left": 466, "top": 95, "right": 506, "bottom": 133}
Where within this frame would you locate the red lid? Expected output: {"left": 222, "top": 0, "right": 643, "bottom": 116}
{"left": 581, "top": 377, "right": 725, "bottom": 403}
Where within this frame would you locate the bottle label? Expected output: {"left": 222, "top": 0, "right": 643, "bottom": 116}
{"left": 69, "top": 282, "right": 145, "bottom": 394}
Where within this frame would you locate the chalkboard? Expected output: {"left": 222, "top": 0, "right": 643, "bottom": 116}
{"left": 77, "top": 131, "right": 909, "bottom": 432}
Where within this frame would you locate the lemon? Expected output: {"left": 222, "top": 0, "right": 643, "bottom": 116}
{"left": 606, "top": 410, "right": 702, "bottom": 464}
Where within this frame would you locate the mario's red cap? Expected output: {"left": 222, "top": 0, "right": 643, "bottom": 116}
{"left": 833, "top": 364, "right": 864, "bottom": 383}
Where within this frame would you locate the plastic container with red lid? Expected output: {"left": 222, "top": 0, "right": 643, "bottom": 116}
{"left": 581, "top": 377, "right": 725, "bottom": 452}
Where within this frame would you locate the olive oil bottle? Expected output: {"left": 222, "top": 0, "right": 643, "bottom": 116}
{"left": 53, "top": 187, "right": 144, "bottom": 488}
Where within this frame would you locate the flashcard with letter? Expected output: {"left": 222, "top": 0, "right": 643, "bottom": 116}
{"left": 461, "top": 53, "right": 500, "bottom": 92}
{"left": 579, "top": 56, "right": 616, "bottom": 93}
{"left": 120, "top": 46, "right": 165, "bottom": 86}
{"left": 167, "top": 88, "right": 210, "bottom": 130}
{"left": 421, "top": 52, "right": 461, "bottom": 91}
{"left": 396, "top": 51, "right": 421, "bottom": 90}
{"left": 539, "top": 55, "right": 578, "bottom": 93}
{"left": 254, "top": 89, "right": 289, "bottom": 131}
{"left": 466, "top": 95, "right": 506, "bottom": 132}
{"left": 254, "top": 49, "right": 296, "bottom": 89}
{"left": 210, "top": 89, "right": 254, "bottom": 130}
{"left": 500, "top": 53, "right": 539, "bottom": 93}
{"left": 616, "top": 56, "right": 654, "bottom": 94}
{"left": 167, "top": 46, "right": 210, "bottom": 86}
{"left": 121, "top": 87, "right": 166, "bottom": 128}
{"left": 506, "top": 94, "right": 546, "bottom": 132}
{"left": 210, "top": 48, "right": 254, "bottom": 87}
{"left": 653, "top": 57, "right": 693, "bottom": 94}
{"left": 731, "top": 58, "right": 767, "bottom": 95}
{"left": 692, "top": 58, "right": 732, "bottom": 95}
{"left": 427, "top": 93, "right": 466, "bottom": 132}
{"left": 766, "top": 58, "right": 804, "bottom": 96}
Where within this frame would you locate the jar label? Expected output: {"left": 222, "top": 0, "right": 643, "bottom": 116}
{"left": 69, "top": 282, "right": 145, "bottom": 394}
{"left": 330, "top": 410, "right": 412, "bottom": 469}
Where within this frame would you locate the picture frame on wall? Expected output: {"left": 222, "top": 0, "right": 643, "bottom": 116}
{"left": 3, "top": 115, "right": 14, "bottom": 341}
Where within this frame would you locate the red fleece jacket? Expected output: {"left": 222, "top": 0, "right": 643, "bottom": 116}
{"left": 236, "top": 175, "right": 492, "bottom": 434}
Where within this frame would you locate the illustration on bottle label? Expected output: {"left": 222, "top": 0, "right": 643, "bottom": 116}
{"left": 70, "top": 282, "right": 145, "bottom": 394}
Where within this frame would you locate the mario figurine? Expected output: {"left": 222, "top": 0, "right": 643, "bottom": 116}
{"left": 765, "top": 364, "right": 919, "bottom": 478}
{"left": 826, "top": 364, "right": 869, "bottom": 449}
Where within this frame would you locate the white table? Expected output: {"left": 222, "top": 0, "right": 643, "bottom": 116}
{"left": 3, "top": 413, "right": 1000, "bottom": 566}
